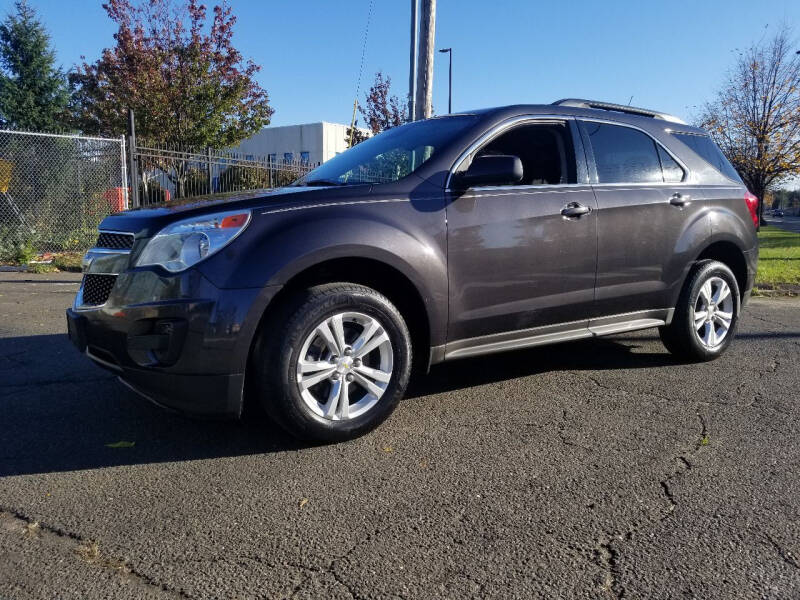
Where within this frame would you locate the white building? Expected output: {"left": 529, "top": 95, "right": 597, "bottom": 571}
{"left": 228, "top": 122, "right": 368, "bottom": 165}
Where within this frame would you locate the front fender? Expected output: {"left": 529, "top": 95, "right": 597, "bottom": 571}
{"left": 197, "top": 200, "right": 448, "bottom": 346}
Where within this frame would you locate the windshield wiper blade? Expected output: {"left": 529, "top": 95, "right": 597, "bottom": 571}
{"left": 302, "top": 179, "right": 349, "bottom": 187}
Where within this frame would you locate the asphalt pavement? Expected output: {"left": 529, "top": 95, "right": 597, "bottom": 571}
{"left": 1, "top": 272, "right": 799, "bottom": 599}
{"left": 765, "top": 215, "right": 800, "bottom": 234}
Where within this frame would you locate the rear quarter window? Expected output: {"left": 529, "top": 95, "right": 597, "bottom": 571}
{"left": 671, "top": 133, "right": 741, "bottom": 183}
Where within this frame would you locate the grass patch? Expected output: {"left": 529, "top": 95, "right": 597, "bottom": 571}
{"left": 755, "top": 226, "right": 800, "bottom": 290}
{"left": 52, "top": 252, "right": 83, "bottom": 272}
{"left": 26, "top": 262, "right": 59, "bottom": 274}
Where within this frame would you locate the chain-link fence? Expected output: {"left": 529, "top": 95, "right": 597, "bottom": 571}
{"left": 0, "top": 129, "right": 127, "bottom": 260}
{"left": 0, "top": 128, "right": 322, "bottom": 262}
{"left": 133, "top": 142, "right": 317, "bottom": 206}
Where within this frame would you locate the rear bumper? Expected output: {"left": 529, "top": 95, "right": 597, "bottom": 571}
{"left": 67, "top": 268, "right": 281, "bottom": 418}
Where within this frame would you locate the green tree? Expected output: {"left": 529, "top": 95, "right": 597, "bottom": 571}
{"left": 0, "top": 0, "right": 70, "bottom": 130}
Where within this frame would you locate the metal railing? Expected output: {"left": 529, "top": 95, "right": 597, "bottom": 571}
{"left": 132, "top": 142, "right": 318, "bottom": 206}
{"left": 0, "top": 129, "right": 127, "bottom": 258}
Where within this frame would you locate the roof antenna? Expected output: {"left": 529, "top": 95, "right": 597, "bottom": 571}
{"left": 627, "top": 95, "right": 634, "bottom": 106}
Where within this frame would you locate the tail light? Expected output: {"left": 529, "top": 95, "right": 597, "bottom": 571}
{"left": 744, "top": 191, "right": 759, "bottom": 228}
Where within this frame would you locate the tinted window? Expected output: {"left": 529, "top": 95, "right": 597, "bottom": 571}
{"left": 585, "top": 122, "right": 663, "bottom": 183}
{"left": 672, "top": 132, "right": 741, "bottom": 182}
{"left": 467, "top": 122, "right": 577, "bottom": 186}
{"left": 657, "top": 145, "right": 684, "bottom": 183}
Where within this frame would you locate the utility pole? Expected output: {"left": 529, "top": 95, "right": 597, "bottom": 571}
{"left": 414, "top": 0, "right": 435, "bottom": 120}
{"left": 408, "top": 0, "right": 418, "bottom": 121}
{"left": 126, "top": 108, "right": 140, "bottom": 208}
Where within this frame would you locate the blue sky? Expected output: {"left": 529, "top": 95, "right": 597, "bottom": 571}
{"left": 7, "top": 0, "right": 800, "bottom": 127}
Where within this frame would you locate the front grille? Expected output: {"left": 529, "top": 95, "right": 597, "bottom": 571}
{"left": 96, "top": 231, "right": 134, "bottom": 250}
{"left": 82, "top": 274, "right": 117, "bottom": 306}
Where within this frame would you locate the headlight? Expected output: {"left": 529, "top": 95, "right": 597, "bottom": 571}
{"left": 135, "top": 210, "right": 251, "bottom": 272}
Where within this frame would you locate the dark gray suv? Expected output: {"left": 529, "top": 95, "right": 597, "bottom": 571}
{"left": 67, "top": 99, "right": 759, "bottom": 441}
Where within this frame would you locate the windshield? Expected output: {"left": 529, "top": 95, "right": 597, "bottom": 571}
{"left": 295, "top": 115, "right": 478, "bottom": 186}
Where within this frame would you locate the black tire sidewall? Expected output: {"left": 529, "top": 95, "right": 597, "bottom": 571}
{"left": 675, "top": 261, "right": 741, "bottom": 360}
{"left": 269, "top": 285, "right": 411, "bottom": 441}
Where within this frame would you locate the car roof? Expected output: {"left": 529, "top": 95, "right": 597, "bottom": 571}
{"left": 450, "top": 103, "right": 707, "bottom": 135}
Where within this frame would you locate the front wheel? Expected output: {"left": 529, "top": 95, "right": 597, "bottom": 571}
{"left": 254, "top": 283, "right": 412, "bottom": 442}
{"left": 659, "top": 260, "right": 740, "bottom": 362}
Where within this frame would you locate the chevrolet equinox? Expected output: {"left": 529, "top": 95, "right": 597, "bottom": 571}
{"left": 67, "top": 99, "right": 759, "bottom": 441}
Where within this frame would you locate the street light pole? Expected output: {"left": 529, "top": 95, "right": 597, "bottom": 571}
{"left": 439, "top": 47, "right": 452, "bottom": 113}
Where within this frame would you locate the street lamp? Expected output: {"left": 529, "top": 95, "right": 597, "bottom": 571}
{"left": 439, "top": 48, "right": 452, "bottom": 114}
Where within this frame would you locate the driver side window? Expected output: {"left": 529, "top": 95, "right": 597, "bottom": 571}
{"left": 468, "top": 122, "right": 578, "bottom": 186}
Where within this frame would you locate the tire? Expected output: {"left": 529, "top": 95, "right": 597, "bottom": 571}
{"left": 253, "top": 283, "right": 412, "bottom": 442}
{"left": 659, "top": 260, "right": 740, "bottom": 362}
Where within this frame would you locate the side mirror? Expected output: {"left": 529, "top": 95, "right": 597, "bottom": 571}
{"left": 458, "top": 155, "right": 523, "bottom": 188}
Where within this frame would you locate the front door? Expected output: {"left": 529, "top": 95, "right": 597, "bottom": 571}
{"left": 446, "top": 119, "right": 598, "bottom": 355}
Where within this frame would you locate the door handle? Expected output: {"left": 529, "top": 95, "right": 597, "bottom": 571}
{"left": 669, "top": 193, "right": 691, "bottom": 207}
{"left": 561, "top": 202, "right": 592, "bottom": 218}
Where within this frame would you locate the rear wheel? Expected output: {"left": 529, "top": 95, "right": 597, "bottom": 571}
{"left": 254, "top": 283, "right": 412, "bottom": 442}
{"left": 659, "top": 260, "right": 740, "bottom": 361}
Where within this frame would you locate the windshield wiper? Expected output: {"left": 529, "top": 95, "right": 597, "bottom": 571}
{"left": 302, "top": 179, "right": 350, "bottom": 187}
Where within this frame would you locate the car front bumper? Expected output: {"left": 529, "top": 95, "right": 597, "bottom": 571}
{"left": 67, "top": 268, "right": 281, "bottom": 418}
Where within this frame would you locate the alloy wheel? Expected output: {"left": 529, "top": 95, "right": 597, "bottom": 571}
{"left": 692, "top": 276, "right": 734, "bottom": 348}
{"left": 295, "top": 312, "right": 394, "bottom": 421}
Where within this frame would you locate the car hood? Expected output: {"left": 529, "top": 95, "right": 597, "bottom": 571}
{"left": 97, "top": 185, "right": 368, "bottom": 238}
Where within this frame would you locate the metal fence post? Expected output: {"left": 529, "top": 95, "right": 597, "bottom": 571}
{"left": 206, "top": 147, "right": 212, "bottom": 195}
{"left": 120, "top": 135, "right": 130, "bottom": 210}
{"left": 127, "top": 109, "right": 140, "bottom": 208}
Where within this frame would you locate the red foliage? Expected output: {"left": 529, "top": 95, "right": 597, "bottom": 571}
{"left": 70, "top": 0, "right": 273, "bottom": 148}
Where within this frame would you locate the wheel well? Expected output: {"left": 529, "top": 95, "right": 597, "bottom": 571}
{"left": 696, "top": 241, "right": 748, "bottom": 294}
{"left": 263, "top": 257, "right": 431, "bottom": 369}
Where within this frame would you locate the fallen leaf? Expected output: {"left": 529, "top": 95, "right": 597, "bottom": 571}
{"left": 382, "top": 446, "right": 393, "bottom": 453}
{"left": 299, "top": 498, "right": 309, "bottom": 508}
{"left": 105, "top": 441, "right": 135, "bottom": 448}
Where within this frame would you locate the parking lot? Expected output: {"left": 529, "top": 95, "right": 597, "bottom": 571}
{"left": 1, "top": 272, "right": 799, "bottom": 599}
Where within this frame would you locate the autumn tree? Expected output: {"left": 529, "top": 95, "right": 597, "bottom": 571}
{"left": 699, "top": 26, "right": 800, "bottom": 225}
{"left": 346, "top": 71, "right": 406, "bottom": 147}
{"left": 0, "top": 1, "right": 70, "bottom": 130}
{"left": 70, "top": 0, "right": 273, "bottom": 149}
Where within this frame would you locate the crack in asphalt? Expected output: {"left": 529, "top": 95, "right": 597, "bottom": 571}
{"left": 594, "top": 533, "right": 630, "bottom": 599}
{"left": 557, "top": 408, "right": 592, "bottom": 452}
{"left": 765, "top": 534, "right": 800, "bottom": 570}
{"left": 577, "top": 372, "right": 729, "bottom": 408}
{"left": 745, "top": 313, "right": 792, "bottom": 329}
{"left": 0, "top": 507, "right": 193, "bottom": 599}
{"left": 659, "top": 413, "right": 708, "bottom": 521}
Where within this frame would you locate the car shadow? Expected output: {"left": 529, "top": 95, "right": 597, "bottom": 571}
{"left": 3, "top": 328, "right": 798, "bottom": 477}
{"left": 406, "top": 335, "right": 678, "bottom": 398}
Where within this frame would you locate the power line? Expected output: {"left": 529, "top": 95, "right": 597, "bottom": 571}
{"left": 349, "top": 0, "right": 375, "bottom": 146}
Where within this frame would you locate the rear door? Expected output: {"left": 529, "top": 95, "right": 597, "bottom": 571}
{"left": 579, "top": 120, "right": 708, "bottom": 320}
{"left": 445, "top": 117, "right": 598, "bottom": 355}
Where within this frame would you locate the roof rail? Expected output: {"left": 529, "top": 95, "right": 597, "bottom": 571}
{"left": 551, "top": 98, "right": 687, "bottom": 125}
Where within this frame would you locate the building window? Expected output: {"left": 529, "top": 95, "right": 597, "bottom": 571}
{"left": 245, "top": 154, "right": 254, "bottom": 161}
{"left": 300, "top": 151, "right": 310, "bottom": 163}
{"left": 284, "top": 152, "right": 293, "bottom": 163}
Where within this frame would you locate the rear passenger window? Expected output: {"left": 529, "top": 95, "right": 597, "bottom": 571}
{"left": 584, "top": 122, "right": 662, "bottom": 183}
{"left": 657, "top": 146, "right": 684, "bottom": 183}
{"left": 671, "top": 132, "right": 741, "bottom": 182}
